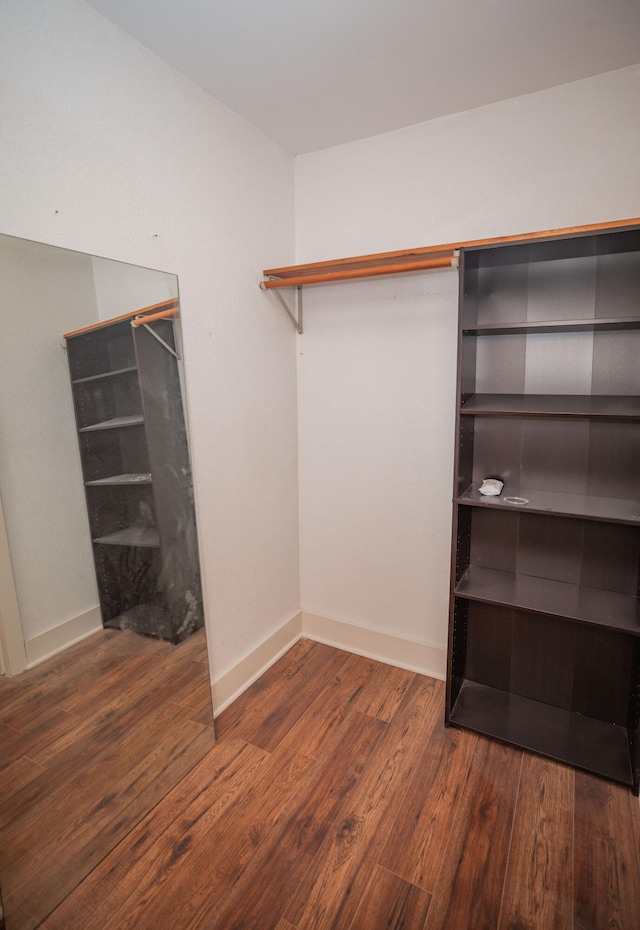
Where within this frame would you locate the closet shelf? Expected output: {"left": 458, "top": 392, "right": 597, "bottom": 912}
{"left": 455, "top": 566, "right": 640, "bottom": 635}
{"left": 72, "top": 365, "right": 138, "bottom": 385}
{"left": 79, "top": 414, "right": 144, "bottom": 432}
{"left": 463, "top": 315, "right": 640, "bottom": 336}
{"left": 460, "top": 394, "right": 640, "bottom": 419}
{"left": 93, "top": 527, "right": 160, "bottom": 548}
{"left": 85, "top": 473, "right": 152, "bottom": 486}
{"left": 457, "top": 484, "right": 640, "bottom": 524}
{"left": 449, "top": 681, "right": 634, "bottom": 789}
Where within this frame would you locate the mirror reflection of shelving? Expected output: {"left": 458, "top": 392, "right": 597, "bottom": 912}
{"left": 65, "top": 304, "right": 204, "bottom": 644}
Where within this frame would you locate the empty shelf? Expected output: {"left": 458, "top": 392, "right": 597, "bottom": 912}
{"left": 86, "top": 473, "right": 152, "bottom": 486}
{"left": 80, "top": 414, "right": 144, "bottom": 432}
{"left": 449, "top": 680, "right": 634, "bottom": 788}
{"left": 72, "top": 365, "right": 137, "bottom": 384}
{"left": 463, "top": 316, "right": 640, "bottom": 335}
{"left": 455, "top": 566, "right": 640, "bottom": 635}
{"left": 93, "top": 527, "right": 160, "bottom": 547}
{"left": 460, "top": 394, "right": 640, "bottom": 419}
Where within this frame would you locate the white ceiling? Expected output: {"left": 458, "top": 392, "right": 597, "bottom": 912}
{"left": 84, "top": 0, "right": 640, "bottom": 155}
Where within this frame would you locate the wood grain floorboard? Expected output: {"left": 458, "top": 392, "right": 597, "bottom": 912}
{"left": 40, "top": 738, "right": 270, "bottom": 930}
{"left": 97, "top": 744, "right": 313, "bottom": 930}
{"left": 205, "top": 711, "right": 388, "bottom": 930}
{"left": 213, "top": 638, "right": 316, "bottom": 740}
{"left": 4, "top": 706, "right": 212, "bottom": 922}
{"left": 278, "top": 651, "right": 378, "bottom": 759}
{"left": 574, "top": 772, "right": 640, "bottom": 930}
{"left": 349, "top": 864, "right": 432, "bottom": 930}
{"left": 423, "top": 736, "right": 523, "bottom": 930}
{"left": 224, "top": 642, "right": 352, "bottom": 753}
{"left": 0, "top": 628, "right": 214, "bottom": 930}
{"left": 3, "top": 637, "right": 640, "bottom": 930}
{"left": 352, "top": 661, "right": 417, "bottom": 722}
{"left": 0, "top": 755, "right": 44, "bottom": 807}
{"left": 284, "top": 676, "right": 443, "bottom": 930}
{"left": 379, "top": 713, "right": 478, "bottom": 891}
{"left": 498, "top": 754, "right": 574, "bottom": 930}
{"left": 1, "top": 658, "right": 209, "bottom": 836}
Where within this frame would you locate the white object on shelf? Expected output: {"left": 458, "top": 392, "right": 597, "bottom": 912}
{"left": 479, "top": 478, "right": 504, "bottom": 496}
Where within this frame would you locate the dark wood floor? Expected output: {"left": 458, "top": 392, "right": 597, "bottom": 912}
{"left": 0, "top": 627, "right": 214, "bottom": 930}
{"left": 3, "top": 636, "right": 640, "bottom": 929}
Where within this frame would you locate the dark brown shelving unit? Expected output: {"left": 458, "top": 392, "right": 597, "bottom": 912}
{"left": 446, "top": 223, "right": 640, "bottom": 794}
{"left": 65, "top": 306, "right": 204, "bottom": 644}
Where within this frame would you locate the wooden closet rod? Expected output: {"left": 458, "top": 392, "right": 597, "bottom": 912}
{"left": 261, "top": 216, "right": 640, "bottom": 291}
{"left": 64, "top": 298, "right": 179, "bottom": 338}
{"left": 131, "top": 306, "right": 179, "bottom": 326}
{"left": 260, "top": 253, "right": 457, "bottom": 289}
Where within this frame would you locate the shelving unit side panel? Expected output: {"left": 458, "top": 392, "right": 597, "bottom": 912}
{"left": 66, "top": 322, "right": 136, "bottom": 381}
{"left": 572, "top": 625, "right": 635, "bottom": 724}
{"left": 514, "top": 511, "right": 584, "bottom": 586}
{"left": 520, "top": 418, "right": 590, "bottom": 495}
{"left": 592, "top": 329, "right": 640, "bottom": 395}
{"left": 78, "top": 425, "right": 150, "bottom": 483}
{"left": 456, "top": 257, "right": 478, "bottom": 491}
{"left": 72, "top": 369, "right": 143, "bottom": 431}
{"left": 92, "top": 543, "right": 165, "bottom": 625}
{"left": 468, "top": 507, "right": 518, "bottom": 575}
{"left": 580, "top": 521, "right": 640, "bottom": 596}
{"left": 86, "top": 484, "right": 157, "bottom": 542}
{"left": 475, "top": 334, "right": 526, "bottom": 394}
{"left": 629, "top": 640, "right": 640, "bottom": 793}
{"left": 595, "top": 249, "right": 640, "bottom": 319}
{"left": 133, "top": 320, "right": 203, "bottom": 643}
{"left": 585, "top": 420, "right": 640, "bottom": 501}
{"left": 446, "top": 596, "right": 469, "bottom": 719}
{"left": 526, "top": 255, "right": 596, "bottom": 323}
{"left": 523, "top": 331, "right": 594, "bottom": 395}
{"left": 475, "top": 261, "right": 528, "bottom": 326}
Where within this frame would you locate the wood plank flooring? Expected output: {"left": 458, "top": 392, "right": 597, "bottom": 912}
{"left": 3, "top": 636, "right": 640, "bottom": 929}
{"left": 0, "top": 628, "right": 214, "bottom": 930}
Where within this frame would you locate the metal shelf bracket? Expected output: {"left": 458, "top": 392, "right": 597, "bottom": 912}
{"left": 268, "top": 283, "right": 303, "bottom": 334}
{"left": 132, "top": 318, "right": 181, "bottom": 359}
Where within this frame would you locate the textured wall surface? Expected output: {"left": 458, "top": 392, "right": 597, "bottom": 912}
{"left": 0, "top": 237, "right": 99, "bottom": 640}
{"left": 295, "top": 65, "right": 640, "bottom": 651}
{"left": 0, "top": 0, "right": 298, "bottom": 679}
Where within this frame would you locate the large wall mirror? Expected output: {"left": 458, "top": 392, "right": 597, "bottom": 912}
{"left": 0, "top": 234, "right": 214, "bottom": 929}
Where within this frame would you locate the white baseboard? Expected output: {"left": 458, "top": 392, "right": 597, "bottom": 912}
{"left": 210, "top": 609, "right": 446, "bottom": 718}
{"left": 211, "top": 611, "right": 303, "bottom": 716}
{"left": 301, "top": 610, "right": 447, "bottom": 681}
{"left": 25, "top": 605, "right": 103, "bottom": 668}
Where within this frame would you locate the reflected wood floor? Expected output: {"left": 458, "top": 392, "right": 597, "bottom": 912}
{"left": 0, "top": 628, "right": 214, "bottom": 930}
{"left": 4, "top": 637, "right": 640, "bottom": 929}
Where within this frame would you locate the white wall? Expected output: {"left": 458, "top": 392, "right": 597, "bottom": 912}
{"left": 91, "top": 256, "right": 178, "bottom": 321}
{"left": 295, "top": 66, "right": 640, "bottom": 660}
{"left": 0, "top": 236, "right": 99, "bottom": 642}
{"left": 0, "top": 0, "right": 298, "bottom": 683}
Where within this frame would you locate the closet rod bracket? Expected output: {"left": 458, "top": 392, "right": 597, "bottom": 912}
{"left": 132, "top": 318, "right": 181, "bottom": 359}
{"left": 265, "top": 282, "right": 303, "bottom": 334}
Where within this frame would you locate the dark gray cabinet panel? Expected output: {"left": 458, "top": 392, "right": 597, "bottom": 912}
{"left": 66, "top": 313, "right": 204, "bottom": 644}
